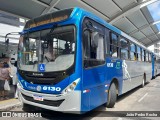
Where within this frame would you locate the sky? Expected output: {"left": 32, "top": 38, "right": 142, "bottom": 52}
{"left": 147, "top": 1, "right": 160, "bottom": 31}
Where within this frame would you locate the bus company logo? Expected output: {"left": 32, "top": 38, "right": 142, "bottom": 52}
{"left": 2, "top": 112, "right": 11, "bottom": 117}
{"left": 107, "top": 63, "right": 113, "bottom": 67}
{"left": 122, "top": 60, "right": 131, "bottom": 81}
{"left": 37, "top": 86, "right": 42, "bottom": 91}
{"left": 28, "top": 86, "right": 36, "bottom": 90}
{"left": 116, "top": 62, "right": 121, "bottom": 69}
{"left": 32, "top": 73, "right": 44, "bottom": 76}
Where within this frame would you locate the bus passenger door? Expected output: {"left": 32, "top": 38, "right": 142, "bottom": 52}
{"left": 81, "top": 19, "right": 107, "bottom": 111}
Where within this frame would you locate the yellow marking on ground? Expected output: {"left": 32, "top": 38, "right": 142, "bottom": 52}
{"left": 0, "top": 98, "right": 17, "bottom": 104}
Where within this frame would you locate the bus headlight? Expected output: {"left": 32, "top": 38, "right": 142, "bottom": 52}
{"left": 62, "top": 78, "right": 80, "bottom": 94}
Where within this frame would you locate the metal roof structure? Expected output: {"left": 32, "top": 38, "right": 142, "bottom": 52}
{"left": 0, "top": 0, "right": 160, "bottom": 47}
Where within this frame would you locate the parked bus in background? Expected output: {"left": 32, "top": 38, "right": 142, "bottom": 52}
{"left": 17, "top": 7, "right": 155, "bottom": 113}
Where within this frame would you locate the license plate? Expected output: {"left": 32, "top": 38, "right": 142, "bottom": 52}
{"left": 33, "top": 95, "right": 43, "bottom": 101}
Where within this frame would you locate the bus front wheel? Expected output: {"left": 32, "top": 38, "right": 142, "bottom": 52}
{"left": 105, "top": 83, "right": 117, "bottom": 108}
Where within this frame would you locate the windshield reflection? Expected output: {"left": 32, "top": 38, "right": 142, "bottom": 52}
{"left": 18, "top": 25, "right": 76, "bottom": 72}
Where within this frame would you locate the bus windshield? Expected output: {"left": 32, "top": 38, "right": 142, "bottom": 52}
{"left": 18, "top": 25, "right": 76, "bottom": 72}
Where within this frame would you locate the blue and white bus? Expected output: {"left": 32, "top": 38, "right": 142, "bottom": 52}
{"left": 17, "top": 7, "right": 155, "bottom": 113}
{"left": 152, "top": 54, "right": 160, "bottom": 78}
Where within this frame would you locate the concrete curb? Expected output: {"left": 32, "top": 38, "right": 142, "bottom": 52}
{"left": 0, "top": 100, "right": 22, "bottom": 111}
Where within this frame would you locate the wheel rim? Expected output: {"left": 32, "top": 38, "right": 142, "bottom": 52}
{"left": 142, "top": 79, "right": 144, "bottom": 86}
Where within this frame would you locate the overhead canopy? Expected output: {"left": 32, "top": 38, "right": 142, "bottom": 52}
{"left": 0, "top": 0, "right": 160, "bottom": 47}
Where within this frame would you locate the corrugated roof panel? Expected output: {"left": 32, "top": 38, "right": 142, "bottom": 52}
{"left": 55, "top": 0, "right": 109, "bottom": 21}
{"left": 148, "top": 35, "right": 159, "bottom": 41}
{"left": 145, "top": 41, "right": 153, "bottom": 46}
{"left": 0, "top": 0, "right": 45, "bottom": 19}
{"left": 141, "top": 7, "right": 154, "bottom": 23}
{"left": 131, "top": 31, "right": 146, "bottom": 40}
{"left": 49, "top": 9, "right": 57, "bottom": 13}
{"left": 113, "top": 0, "right": 136, "bottom": 9}
{"left": 83, "top": 0, "right": 121, "bottom": 18}
{"left": 151, "top": 25, "right": 160, "bottom": 33}
{"left": 113, "top": 18, "right": 137, "bottom": 34}
{"left": 141, "top": 38, "right": 152, "bottom": 44}
{"left": 157, "top": 34, "right": 160, "bottom": 38}
{"left": 141, "top": 26, "right": 155, "bottom": 36}
{"left": 127, "top": 10, "right": 148, "bottom": 28}
{"left": 39, "top": 0, "right": 52, "bottom": 4}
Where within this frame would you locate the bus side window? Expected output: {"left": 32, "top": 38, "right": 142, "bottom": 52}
{"left": 105, "top": 28, "right": 110, "bottom": 56}
{"left": 91, "top": 32, "right": 105, "bottom": 60}
{"left": 146, "top": 51, "right": 148, "bottom": 62}
{"left": 130, "top": 43, "right": 136, "bottom": 61}
{"left": 137, "top": 46, "right": 141, "bottom": 61}
{"left": 144, "top": 50, "right": 146, "bottom": 61}
{"left": 83, "top": 30, "right": 91, "bottom": 59}
{"left": 149, "top": 53, "right": 151, "bottom": 62}
{"left": 154, "top": 56, "right": 156, "bottom": 61}
{"left": 110, "top": 33, "right": 118, "bottom": 57}
{"left": 120, "top": 37, "right": 129, "bottom": 60}
{"left": 142, "top": 49, "right": 145, "bottom": 62}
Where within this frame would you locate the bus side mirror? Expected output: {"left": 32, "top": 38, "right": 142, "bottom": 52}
{"left": 5, "top": 38, "right": 9, "bottom": 44}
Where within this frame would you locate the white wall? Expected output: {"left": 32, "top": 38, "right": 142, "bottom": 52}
{"left": 0, "top": 23, "right": 23, "bottom": 57}
{"left": 0, "top": 23, "right": 23, "bottom": 43}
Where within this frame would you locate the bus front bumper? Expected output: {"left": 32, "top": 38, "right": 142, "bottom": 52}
{"left": 17, "top": 84, "right": 81, "bottom": 113}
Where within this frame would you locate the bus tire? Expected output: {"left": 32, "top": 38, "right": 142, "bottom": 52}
{"left": 105, "top": 83, "right": 117, "bottom": 108}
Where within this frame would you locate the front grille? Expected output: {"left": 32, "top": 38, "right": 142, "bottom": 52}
{"left": 18, "top": 70, "right": 68, "bottom": 85}
{"left": 22, "top": 93, "right": 64, "bottom": 107}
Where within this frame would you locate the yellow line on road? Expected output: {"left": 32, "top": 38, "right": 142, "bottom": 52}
{"left": 0, "top": 98, "right": 18, "bottom": 104}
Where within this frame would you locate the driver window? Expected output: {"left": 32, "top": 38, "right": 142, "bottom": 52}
{"left": 40, "top": 28, "right": 75, "bottom": 63}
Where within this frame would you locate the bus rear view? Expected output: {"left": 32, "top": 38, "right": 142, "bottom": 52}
{"left": 17, "top": 8, "right": 82, "bottom": 113}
